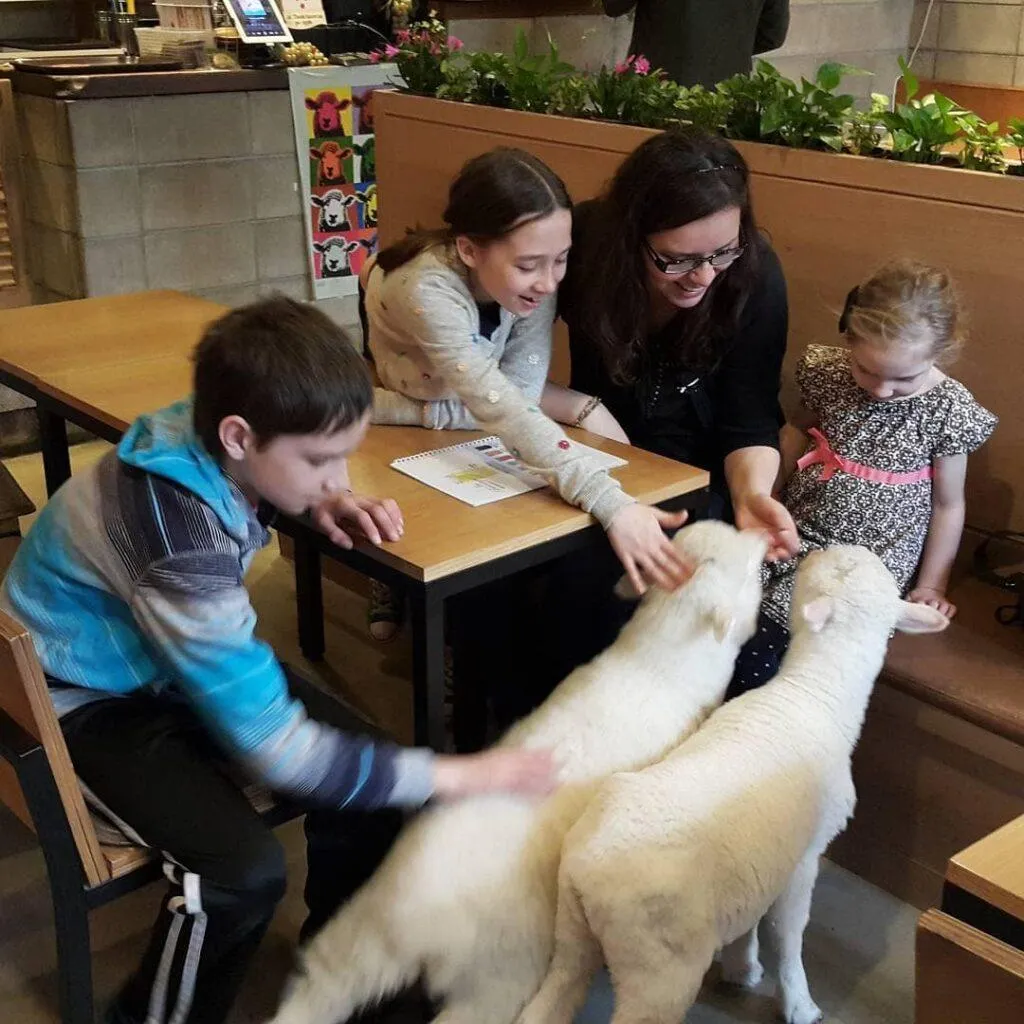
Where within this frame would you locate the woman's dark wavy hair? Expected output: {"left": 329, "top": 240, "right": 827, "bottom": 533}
{"left": 574, "top": 131, "right": 760, "bottom": 384}
{"left": 376, "top": 147, "right": 572, "bottom": 272}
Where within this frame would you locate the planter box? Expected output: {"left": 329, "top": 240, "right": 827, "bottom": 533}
{"left": 375, "top": 90, "right": 1024, "bottom": 535}
{"left": 910, "top": 79, "right": 1024, "bottom": 129}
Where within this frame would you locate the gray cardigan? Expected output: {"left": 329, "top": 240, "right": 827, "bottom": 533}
{"left": 604, "top": 0, "right": 790, "bottom": 88}
{"left": 366, "top": 245, "right": 634, "bottom": 529}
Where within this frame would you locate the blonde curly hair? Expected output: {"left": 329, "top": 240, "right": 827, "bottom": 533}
{"left": 841, "top": 258, "right": 965, "bottom": 366}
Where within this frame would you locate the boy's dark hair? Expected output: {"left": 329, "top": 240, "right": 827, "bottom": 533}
{"left": 192, "top": 294, "right": 372, "bottom": 455}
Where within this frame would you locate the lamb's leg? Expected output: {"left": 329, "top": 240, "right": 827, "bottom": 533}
{"left": 607, "top": 952, "right": 707, "bottom": 1024}
{"left": 432, "top": 972, "right": 542, "bottom": 1024}
{"left": 604, "top": 923, "right": 712, "bottom": 1024}
{"left": 517, "top": 880, "right": 602, "bottom": 1024}
{"left": 766, "top": 855, "right": 823, "bottom": 1024}
{"left": 719, "top": 926, "right": 763, "bottom": 989}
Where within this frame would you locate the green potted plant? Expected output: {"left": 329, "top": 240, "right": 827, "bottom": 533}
{"left": 372, "top": 14, "right": 460, "bottom": 97}
{"left": 1006, "top": 118, "right": 1024, "bottom": 177}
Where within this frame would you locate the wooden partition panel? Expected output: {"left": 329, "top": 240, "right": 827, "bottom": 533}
{"left": 375, "top": 91, "right": 1024, "bottom": 533}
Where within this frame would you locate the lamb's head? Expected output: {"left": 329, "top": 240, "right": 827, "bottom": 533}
{"left": 618, "top": 520, "right": 768, "bottom": 645}
{"left": 791, "top": 545, "right": 949, "bottom": 638}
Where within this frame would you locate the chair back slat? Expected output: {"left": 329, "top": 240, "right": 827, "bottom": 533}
{"left": 0, "top": 609, "right": 110, "bottom": 886}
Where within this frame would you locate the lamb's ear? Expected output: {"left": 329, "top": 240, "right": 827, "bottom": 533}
{"left": 895, "top": 600, "right": 950, "bottom": 634}
{"left": 799, "top": 596, "right": 834, "bottom": 634}
{"left": 707, "top": 607, "right": 735, "bottom": 644}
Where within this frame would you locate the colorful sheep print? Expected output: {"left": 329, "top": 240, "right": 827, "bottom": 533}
{"left": 289, "top": 66, "right": 394, "bottom": 298}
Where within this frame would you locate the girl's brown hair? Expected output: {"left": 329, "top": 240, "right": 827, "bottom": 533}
{"left": 375, "top": 147, "right": 572, "bottom": 273}
{"left": 840, "top": 259, "right": 965, "bottom": 365}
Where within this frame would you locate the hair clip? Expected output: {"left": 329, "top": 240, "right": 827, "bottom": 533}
{"left": 695, "top": 163, "right": 741, "bottom": 175}
{"left": 838, "top": 285, "right": 860, "bottom": 334}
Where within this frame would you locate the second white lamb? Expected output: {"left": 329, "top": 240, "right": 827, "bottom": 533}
{"left": 518, "top": 544, "right": 948, "bottom": 1024}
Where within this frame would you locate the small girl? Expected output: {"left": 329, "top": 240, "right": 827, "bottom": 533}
{"left": 728, "top": 258, "right": 997, "bottom": 697}
{"left": 362, "top": 147, "right": 689, "bottom": 640}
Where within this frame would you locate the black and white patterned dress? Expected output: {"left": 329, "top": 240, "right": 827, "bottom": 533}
{"left": 761, "top": 345, "right": 998, "bottom": 627}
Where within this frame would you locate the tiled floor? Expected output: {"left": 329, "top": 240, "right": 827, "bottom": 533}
{"left": 0, "top": 443, "right": 917, "bottom": 1024}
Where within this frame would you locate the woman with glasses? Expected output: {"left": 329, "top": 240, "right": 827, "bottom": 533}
{"left": 535, "top": 130, "right": 800, "bottom": 686}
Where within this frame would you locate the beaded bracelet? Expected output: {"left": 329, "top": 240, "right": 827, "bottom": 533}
{"left": 572, "top": 395, "right": 603, "bottom": 428}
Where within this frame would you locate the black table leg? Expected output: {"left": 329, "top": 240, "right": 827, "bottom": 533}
{"left": 293, "top": 531, "right": 325, "bottom": 661}
{"left": 450, "top": 598, "right": 489, "bottom": 753}
{"left": 409, "top": 584, "right": 447, "bottom": 752}
{"left": 38, "top": 407, "right": 71, "bottom": 496}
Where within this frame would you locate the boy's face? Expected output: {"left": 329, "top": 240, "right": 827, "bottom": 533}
{"left": 222, "top": 412, "right": 370, "bottom": 515}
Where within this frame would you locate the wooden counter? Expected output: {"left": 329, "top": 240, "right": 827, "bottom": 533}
{"left": 8, "top": 65, "right": 287, "bottom": 99}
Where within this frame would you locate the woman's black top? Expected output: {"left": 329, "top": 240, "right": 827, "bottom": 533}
{"left": 560, "top": 198, "right": 789, "bottom": 500}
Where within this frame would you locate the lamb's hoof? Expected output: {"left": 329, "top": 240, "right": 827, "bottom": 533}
{"left": 780, "top": 1000, "right": 823, "bottom": 1024}
{"left": 720, "top": 960, "right": 764, "bottom": 990}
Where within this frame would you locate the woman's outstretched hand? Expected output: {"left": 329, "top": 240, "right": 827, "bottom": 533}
{"left": 733, "top": 492, "right": 799, "bottom": 561}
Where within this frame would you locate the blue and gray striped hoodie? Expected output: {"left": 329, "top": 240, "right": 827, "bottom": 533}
{"left": 0, "top": 400, "right": 433, "bottom": 810}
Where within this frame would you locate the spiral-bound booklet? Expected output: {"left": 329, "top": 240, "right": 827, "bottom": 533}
{"left": 390, "top": 436, "right": 627, "bottom": 507}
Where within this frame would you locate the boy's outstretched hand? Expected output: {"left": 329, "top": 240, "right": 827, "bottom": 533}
{"left": 311, "top": 492, "right": 404, "bottom": 549}
{"left": 432, "top": 748, "right": 560, "bottom": 801}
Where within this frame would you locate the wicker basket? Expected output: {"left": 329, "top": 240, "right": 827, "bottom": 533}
{"left": 135, "top": 26, "right": 215, "bottom": 67}
{"left": 154, "top": 0, "right": 214, "bottom": 32}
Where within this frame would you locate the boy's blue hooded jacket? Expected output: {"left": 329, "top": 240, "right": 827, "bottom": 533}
{"left": 0, "top": 401, "right": 432, "bottom": 809}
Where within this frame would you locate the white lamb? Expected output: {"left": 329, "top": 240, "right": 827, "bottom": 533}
{"left": 268, "top": 521, "right": 768, "bottom": 1024}
{"left": 518, "top": 544, "right": 949, "bottom": 1024}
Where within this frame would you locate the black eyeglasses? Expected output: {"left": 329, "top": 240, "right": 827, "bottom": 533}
{"left": 643, "top": 239, "right": 746, "bottom": 277}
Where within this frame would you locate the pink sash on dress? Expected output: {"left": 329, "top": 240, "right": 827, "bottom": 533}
{"left": 797, "top": 428, "right": 933, "bottom": 485}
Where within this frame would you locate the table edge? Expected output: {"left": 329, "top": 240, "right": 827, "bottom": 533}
{"left": 358, "top": 472, "right": 710, "bottom": 583}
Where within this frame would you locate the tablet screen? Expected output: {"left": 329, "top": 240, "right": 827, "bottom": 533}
{"left": 222, "top": 0, "right": 294, "bottom": 43}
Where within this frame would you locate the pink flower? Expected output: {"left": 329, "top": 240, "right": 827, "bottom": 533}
{"left": 369, "top": 50, "right": 382, "bottom": 63}
{"left": 383, "top": 43, "right": 400, "bottom": 58}
{"left": 633, "top": 55, "right": 651, "bottom": 75}
{"left": 447, "top": 34, "right": 464, "bottom": 50}
{"left": 613, "top": 60, "right": 629, "bottom": 75}
{"left": 395, "top": 28, "right": 411, "bottom": 43}
{"left": 428, "top": 42, "right": 441, "bottom": 55}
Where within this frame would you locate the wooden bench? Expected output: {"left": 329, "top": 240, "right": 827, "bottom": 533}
{"left": 827, "top": 542, "right": 1024, "bottom": 908}
{"left": 827, "top": 561, "right": 1019, "bottom": 913}
{"left": 827, "top": 525, "right": 1024, "bottom": 907}
{"left": 766, "top": 232, "right": 1024, "bottom": 906}
{"left": 0, "top": 608, "right": 299, "bottom": 1024}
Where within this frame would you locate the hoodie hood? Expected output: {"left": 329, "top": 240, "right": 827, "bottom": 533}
{"left": 117, "top": 399, "right": 252, "bottom": 542}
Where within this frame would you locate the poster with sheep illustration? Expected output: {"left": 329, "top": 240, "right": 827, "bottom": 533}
{"left": 288, "top": 64, "right": 399, "bottom": 299}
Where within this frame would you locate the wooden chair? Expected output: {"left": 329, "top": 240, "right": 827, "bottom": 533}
{"left": 0, "top": 459, "right": 34, "bottom": 538}
{"left": 0, "top": 609, "right": 300, "bottom": 1024}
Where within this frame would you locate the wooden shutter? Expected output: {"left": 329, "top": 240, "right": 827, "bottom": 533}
{"left": 0, "top": 81, "right": 30, "bottom": 309}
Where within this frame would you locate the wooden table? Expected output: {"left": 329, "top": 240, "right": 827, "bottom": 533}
{"left": 0, "top": 291, "right": 710, "bottom": 749}
{"left": 916, "top": 815, "right": 1024, "bottom": 1022}
{"left": 0, "top": 290, "right": 216, "bottom": 492}
{"left": 943, "top": 814, "right": 1024, "bottom": 952}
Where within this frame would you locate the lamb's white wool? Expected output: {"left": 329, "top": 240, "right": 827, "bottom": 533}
{"left": 267, "top": 521, "right": 768, "bottom": 1024}
{"left": 519, "top": 545, "right": 949, "bottom": 1024}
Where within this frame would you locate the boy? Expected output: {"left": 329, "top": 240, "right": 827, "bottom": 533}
{"left": 0, "top": 296, "right": 554, "bottom": 1024}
